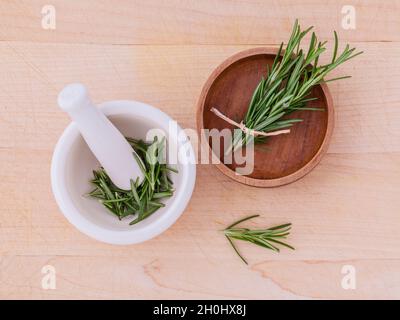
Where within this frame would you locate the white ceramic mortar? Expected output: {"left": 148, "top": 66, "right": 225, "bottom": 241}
{"left": 51, "top": 100, "right": 196, "bottom": 245}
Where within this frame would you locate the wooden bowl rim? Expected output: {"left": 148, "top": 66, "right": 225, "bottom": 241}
{"left": 196, "top": 47, "right": 334, "bottom": 187}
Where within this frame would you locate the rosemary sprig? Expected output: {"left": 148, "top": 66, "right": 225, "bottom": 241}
{"left": 229, "top": 19, "right": 363, "bottom": 151}
{"left": 224, "top": 215, "right": 294, "bottom": 264}
{"left": 87, "top": 136, "right": 176, "bottom": 225}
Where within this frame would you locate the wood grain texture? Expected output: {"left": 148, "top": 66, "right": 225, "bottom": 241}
{"left": 1, "top": 0, "right": 399, "bottom": 44}
{"left": 0, "top": 0, "right": 400, "bottom": 299}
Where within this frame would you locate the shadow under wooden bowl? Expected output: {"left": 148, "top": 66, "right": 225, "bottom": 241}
{"left": 196, "top": 47, "right": 334, "bottom": 187}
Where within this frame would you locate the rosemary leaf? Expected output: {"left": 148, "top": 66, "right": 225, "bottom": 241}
{"left": 224, "top": 215, "right": 294, "bottom": 264}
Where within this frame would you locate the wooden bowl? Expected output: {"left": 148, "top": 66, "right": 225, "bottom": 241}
{"left": 196, "top": 47, "right": 334, "bottom": 187}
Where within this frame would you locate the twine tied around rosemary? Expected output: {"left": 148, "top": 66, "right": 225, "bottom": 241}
{"left": 210, "top": 107, "right": 291, "bottom": 137}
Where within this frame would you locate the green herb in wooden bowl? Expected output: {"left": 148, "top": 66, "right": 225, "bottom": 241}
{"left": 212, "top": 19, "right": 363, "bottom": 152}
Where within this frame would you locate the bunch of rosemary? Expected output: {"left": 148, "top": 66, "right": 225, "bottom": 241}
{"left": 224, "top": 215, "right": 294, "bottom": 264}
{"left": 223, "top": 20, "right": 363, "bottom": 151}
{"left": 88, "top": 136, "right": 177, "bottom": 225}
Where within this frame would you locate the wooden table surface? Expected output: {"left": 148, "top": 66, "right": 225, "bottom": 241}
{"left": 1, "top": 0, "right": 399, "bottom": 300}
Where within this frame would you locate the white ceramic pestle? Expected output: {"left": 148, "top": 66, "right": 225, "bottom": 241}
{"left": 57, "top": 83, "right": 144, "bottom": 190}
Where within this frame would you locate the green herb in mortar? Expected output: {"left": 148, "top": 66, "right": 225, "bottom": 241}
{"left": 88, "top": 136, "right": 177, "bottom": 225}
{"left": 224, "top": 215, "right": 294, "bottom": 264}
